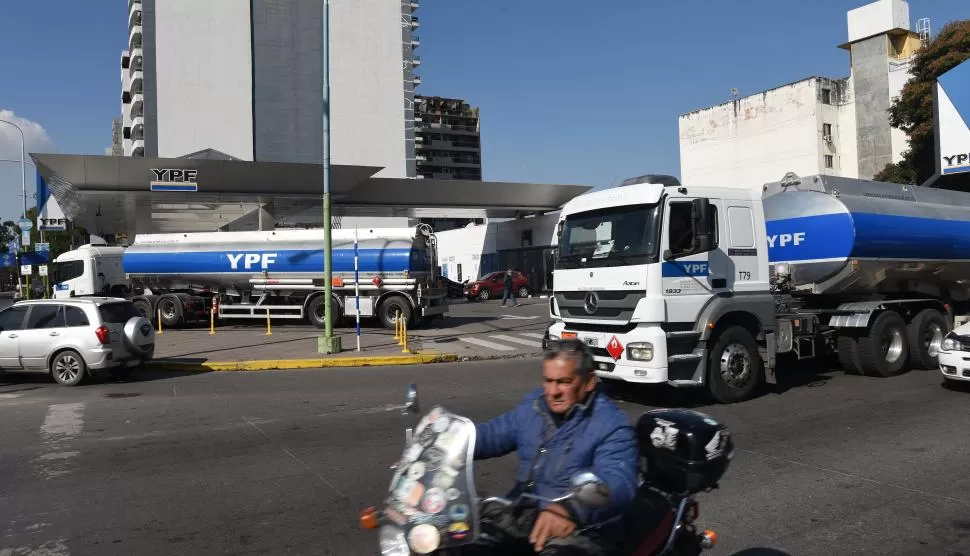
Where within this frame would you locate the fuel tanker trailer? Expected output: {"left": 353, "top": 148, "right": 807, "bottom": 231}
{"left": 544, "top": 172, "right": 970, "bottom": 403}
{"left": 50, "top": 224, "right": 447, "bottom": 330}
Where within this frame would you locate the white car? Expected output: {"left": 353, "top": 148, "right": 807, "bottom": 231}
{"left": 0, "top": 298, "right": 155, "bottom": 386}
{"left": 939, "top": 322, "right": 970, "bottom": 386}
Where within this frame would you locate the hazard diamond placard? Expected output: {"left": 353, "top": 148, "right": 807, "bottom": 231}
{"left": 606, "top": 336, "right": 624, "bottom": 360}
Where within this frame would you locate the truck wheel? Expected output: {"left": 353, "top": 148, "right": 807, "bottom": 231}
{"left": 837, "top": 333, "right": 864, "bottom": 375}
{"left": 307, "top": 295, "right": 340, "bottom": 329}
{"left": 856, "top": 311, "right": 909, "bottom": 377}
{"left": 158, "top": 296, "right": 183, "bottom": 328}
{"left": 133, "top": 299, "right": 152, "bottom": 319}
{"left": 707, "top": 326, "right": 764, "bottom": 404}
{"left": 379, "top": 296, "right": 412, "bottom": 330}
{"left": 906, "top": 308, "right": 947, "bottom": 370}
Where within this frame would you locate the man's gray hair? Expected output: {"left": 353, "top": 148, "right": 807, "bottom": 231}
{"left": 543, "top": 338, "right": 595, "bottom": 379}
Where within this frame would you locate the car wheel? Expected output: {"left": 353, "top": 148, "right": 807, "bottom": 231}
{"left": 478, "top": 289, "right": 491, "bottom": 301}
{"left": 517, "top": 286, "right": 530, "bottom": 298}
{"left": 50, "top": 350, "right": 87, "bottom": 387}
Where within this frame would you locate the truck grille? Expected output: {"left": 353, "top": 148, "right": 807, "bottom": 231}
{"left": 555, "top": 290, "right": 644, "bottom": 322}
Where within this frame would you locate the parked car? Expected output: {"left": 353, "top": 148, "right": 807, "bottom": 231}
{"left": 940, "top": 321, "right": 970, "bottom": 388}
{"left": 464, "top": 271, "right": 530, "bottom": 301}
{"left": 0, "top": 298, "right": 156, "bottom": 386}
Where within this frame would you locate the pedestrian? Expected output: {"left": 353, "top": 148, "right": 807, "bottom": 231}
{"left": 501, "top": 267, "right": 518, "bottom": 307}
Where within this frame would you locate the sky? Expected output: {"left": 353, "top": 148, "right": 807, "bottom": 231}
{"left": 1, "top": 0, "right": 969, "bottom": 223}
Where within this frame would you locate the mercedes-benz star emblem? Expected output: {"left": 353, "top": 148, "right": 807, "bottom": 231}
{"left": 584, "top": 292, "right": 599, "bottom": 315}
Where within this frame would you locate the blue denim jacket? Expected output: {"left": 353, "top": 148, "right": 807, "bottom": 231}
{"left": 473, "top": 387, "right": 639, "bottom": 528}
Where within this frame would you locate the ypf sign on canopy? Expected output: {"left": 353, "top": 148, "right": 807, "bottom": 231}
{"left": 935, "top": 58, "right": 970, "bottom": 176}
{"left": 150, "top": 168, "right": 199, "bottom": 192}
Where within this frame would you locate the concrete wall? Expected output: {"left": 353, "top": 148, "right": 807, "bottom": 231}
{"left": 679, "top": 79, "right": 826, "bottom": 191}
{"left": 847, "top": 0, "right": 909, "bottom": 43}
{"left": 154, "top": 0, "right": 254, "bottom": 160}
{"left": 851, "top": 35, "right": 893, "bottom": 179}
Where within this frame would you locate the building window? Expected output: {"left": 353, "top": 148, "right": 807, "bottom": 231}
{"left": 821, "top": 88, "right": 832, "bottom": 105}
{"left": 824, "top": 155, "right": 834, "bottom": 169}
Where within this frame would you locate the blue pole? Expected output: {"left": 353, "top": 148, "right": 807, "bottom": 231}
{"left": 354, "top": 228, "right": 361, "bottom": 351}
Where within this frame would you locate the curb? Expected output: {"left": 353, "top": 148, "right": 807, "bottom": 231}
{"left": 143, "top": 352, "right": 459, "bottom": 372}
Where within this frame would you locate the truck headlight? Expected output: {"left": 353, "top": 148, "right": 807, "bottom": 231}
{"left": 627, "top": 342, "right": 654, "bottom": 361}
{"left": 942, "top": 336, "right": 961, "bottom": 352}
{"left": 379, "top": 525, "right": 409, "bottom": 556}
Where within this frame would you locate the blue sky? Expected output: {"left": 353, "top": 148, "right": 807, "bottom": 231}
{"left": 1, "top": 0, "right": 968, "bottom": 222}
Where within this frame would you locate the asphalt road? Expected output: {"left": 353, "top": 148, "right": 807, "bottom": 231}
{"left": 1, "top": 360, "right": 969, "bottom": 555}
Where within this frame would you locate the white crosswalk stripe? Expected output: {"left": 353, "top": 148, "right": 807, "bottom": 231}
{"left": 459, "top": 337, "right": 517, "bottom": 351}
{"left": 0, "top": 393, "right": 23, "bottom": 399}
{"left": 520, "top": 332, "right": 546, "bottom": 339}
{"left": 490, "top": 335, "right": 542, "bottom": 348}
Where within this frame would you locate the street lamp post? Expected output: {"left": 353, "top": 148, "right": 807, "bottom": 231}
{"left": 0, "top": 118, "right": 28, "bottom": 297}
{"left": 319, "top": 0, "right": 341, "bottom": 354}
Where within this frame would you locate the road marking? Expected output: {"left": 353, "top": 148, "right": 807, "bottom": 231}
{"left": 0, "top": 393, "right": 22, "bottom": 399}
{"left": 499, "top": 315, "right": 539, "bottom": 320}
{"left": 520, "top": 332, "right": 546, "bottom": 339}
{"left": 35, "top": 403, "right": 85, "bottom": 480}
{"left": 490, "top": 335, "right": 542, "bottom": 348}
{"left": 459, "top": 337, "right": 516, "bottom": 351}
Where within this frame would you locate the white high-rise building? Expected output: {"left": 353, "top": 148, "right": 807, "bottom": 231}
{"left": 120, "top": 0, "right": 420, "bottom": 179}
{"left": 679, "top": 0, "right": 925, "bottom": 190}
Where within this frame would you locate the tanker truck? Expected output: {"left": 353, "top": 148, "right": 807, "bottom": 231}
{"left": 544, "top": 172, "right": 970, "bottom": 403}
{"left": 49, "top": 224, "right": 447, "bottom": 330}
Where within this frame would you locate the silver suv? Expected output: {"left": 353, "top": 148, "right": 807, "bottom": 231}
{"left": 0, "top": 297, "right": 156, "bottom": 386}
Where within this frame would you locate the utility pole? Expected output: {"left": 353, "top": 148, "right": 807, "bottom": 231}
{"left": 319, "top": 0, "right": 341, "bottom": 354}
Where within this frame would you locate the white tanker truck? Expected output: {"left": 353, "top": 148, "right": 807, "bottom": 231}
{"left": 545, "top": 172, "right": 970, "bottom": 403}
{"left": 50, "top": 225, "right": 448, "bottom": 330}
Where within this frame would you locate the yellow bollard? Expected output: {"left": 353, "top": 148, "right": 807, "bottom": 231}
{"left": 394, "top": 310, "right": 402, "bottom": 343}
{"left": 265, "top": 308, "right": 272, "bottom": 336}
{"left": 210, "top": 308, "right": 215, "bottom": 335}
{"left": 401, "top": 318, "right": 411, "bottom": 354}
{"left": 157, "top": 309, "right": 163, "bottom": 335}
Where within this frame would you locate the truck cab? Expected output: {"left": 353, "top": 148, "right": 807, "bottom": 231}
{"left": 546, "top": 175, "right": 777, "bottom": 403}
{"left": 51, "top": 244, "right": 129, "bottom": 299}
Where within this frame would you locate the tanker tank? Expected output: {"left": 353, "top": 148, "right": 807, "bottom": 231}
{"left": 122, "top": 227, "right": 434, "bottom": 290}
{"left": 762, "top": 174, "right": 970, "bottom": 300}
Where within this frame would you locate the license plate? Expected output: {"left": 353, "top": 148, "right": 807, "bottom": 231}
{"left": 561, "top": 332, "right": 577, "bottom": 340}
{"left": 583, "top": 337, "right": 599, "bottom": 347}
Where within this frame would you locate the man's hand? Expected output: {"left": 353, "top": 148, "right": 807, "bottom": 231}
{"left": 528, "top": 503, "right": 577, "bottom": 552}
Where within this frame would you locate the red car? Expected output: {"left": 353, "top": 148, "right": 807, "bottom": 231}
{"left": 464, "top": 271, "right": 531, "bottom": 301}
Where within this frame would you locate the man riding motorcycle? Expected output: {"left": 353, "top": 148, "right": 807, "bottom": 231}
{"left": 461, "top": 339, "right": 639, "bottom": 555}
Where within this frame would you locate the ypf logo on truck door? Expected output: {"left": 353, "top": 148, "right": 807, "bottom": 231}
{"left": 227, "top": 253, "right": 278, "bottom": 270}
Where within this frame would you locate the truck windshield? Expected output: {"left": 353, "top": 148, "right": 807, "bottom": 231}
{"left": 556, "top": 203, "right": 661, "bottom": 269}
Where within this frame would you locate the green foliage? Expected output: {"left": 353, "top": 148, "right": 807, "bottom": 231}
{"left": 875, "top": 20, "right": 970, "bottom": 188}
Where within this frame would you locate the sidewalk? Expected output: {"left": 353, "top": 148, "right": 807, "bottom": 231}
{"left": 147, "top": 327, "right": 453, "bottom": 371}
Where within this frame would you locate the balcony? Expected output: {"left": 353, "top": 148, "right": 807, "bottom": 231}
{"left": 129, "top": 47, "right": 143, "bottom": 76}
{"left": 411, "top": 17, "right": 419, "bottom": 29}
{"left": 409, "top": 0, "right": 419, "bottom": 9}
{"left": 129, "top": 24, "right": 142, "bottom": 52}
{"left": 411, "top": 36, "right": 420, "bottom": 48}
{"left": 131, "top": 116, "right": 145, "bottom": 140}
{"left": 129, "top": 69, "right": 143, "bottom": 95}
{"left": 131, "top": 138, "right": 145, "bottom": 157}
{"left": 129, "top": 93, "right": 144, "bottom": 120}
{"left": 412, "top": 56, "right": 421, "bottom": 67}
{"left": 413, "top": 75, "right": 421, "bottom": 86}
{"left": 129, "top": 2, "right": 142, "bottom": 30}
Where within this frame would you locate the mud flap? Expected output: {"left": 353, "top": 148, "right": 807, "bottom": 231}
{"left": 764, "top": 332, "right": 778, "bottom": 384}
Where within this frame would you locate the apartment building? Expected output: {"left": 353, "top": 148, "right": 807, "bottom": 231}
{"left": 414, "top": 95, "right": 482, "bottom": 181}
{"left": 120, "top": 0, "right": 420, "bottom": 179}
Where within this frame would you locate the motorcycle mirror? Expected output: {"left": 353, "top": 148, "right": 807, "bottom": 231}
{"left": 569, "top": 471, "right": 610, "bottom": 508}
{"left": 405, "top": 383, "right": 420, "bottom": 415}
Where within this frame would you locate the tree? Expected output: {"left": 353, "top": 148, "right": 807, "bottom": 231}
{"left": 875, "top": 20, "right": 970, "bottom": 187}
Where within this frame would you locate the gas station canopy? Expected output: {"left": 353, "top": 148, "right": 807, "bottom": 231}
{"left": 30, "top": 153, "right": 592, "bottom": 235}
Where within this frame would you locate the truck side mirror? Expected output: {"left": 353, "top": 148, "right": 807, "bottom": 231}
{"left": 691, "top": 198, "right": 715, "bottom": 254}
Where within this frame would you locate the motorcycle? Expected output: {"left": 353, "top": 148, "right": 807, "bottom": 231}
{"left": 360, "top": 384, "right": 734, "bottom": 555}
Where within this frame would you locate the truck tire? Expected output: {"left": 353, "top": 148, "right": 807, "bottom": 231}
{"left": 856, "top": 311, "right": 909, "bottom": 377}
{"left": 379, "top": 296, "right": 412, "bottom": 330}
{"left": 837, "top": 333, "right": 864, "bottom": 375}
{"left": 706, "top": 326, "right": 764, "bottom": 404}
{"left": 906, "top": 308, "right": 947, "bottom": 370}
{"left": 307, "top": 295, "right": 340, "bottom": 329}
{"left": 132, "top": 299, "right": 152, "bottom": 320}
{"left": 157, "top": 296, "right": 183, "bottom": 328}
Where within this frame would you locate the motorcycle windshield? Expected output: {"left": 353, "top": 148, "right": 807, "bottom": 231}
{"left": 384, "top": 406, "right": 480, "bottom": 553}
